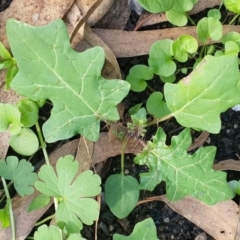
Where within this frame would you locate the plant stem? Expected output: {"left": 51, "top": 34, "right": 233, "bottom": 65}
{"left": 146, "top": 113, "right": 173, "bottom": 127}
{"left": 120, "top": 136, "right": 129, "bottom": 175}
{"left": 1, "top": 177, "right": 15, "bottom": 240}
{"left": 35, "top": 122, "right": 58, "bottom": 211}
{"left": 229, "top": 14, "right": 240, "bottom": 25}
{"left": 35, "top": 214, "right": 55, "bottom": 226}
{"left": 186, "top": 14, "right": 196, "bottom": 26}
{"left": 35, "top": 121, "right": 50, "bottom": 166}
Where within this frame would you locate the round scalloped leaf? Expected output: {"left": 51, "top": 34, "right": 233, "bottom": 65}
{"left": 17, "top": 99, "right": 39, "bottom": 127}
{"left": 160, "top": 74, "right": 176, "bottom": 83}
{"left": 148, "top": 40, "right": 176, "bottom": 77}
{"left": 137, "top": 0, "right": 174, "bottom": 13}
{"left": 34, "top": 225, "right": 86, "bottom": 240}
{"left": 208, "top": 9, "right": 221, "bottom": 20}
{"left": 0, "top": 103, "right": 21, "bottom": 134}
{"left": 172, "top": 35, "right": 198, "bottom": 62}
{"left": 146, "top": 92, "right": 170, "bottom": 118}
{"left": 224, "top": 41, "right": 239, "bottom": 56}
{"left": 126, "top": 65, "right": 153, "bottom": 92}
{"left": 105, "top": 174, "right": 139, "bottom": 219}
{"left": 197, "top": 17, "right": 222, "bottom": 43}
{"left": 9, "top": 128, "right": 39, "bottom": 156}
{"left": 166, "top": 0, "right": 196, "bottom": 26}
{"left": 222, "top": 32, "right": 240, "bottom": 48}
{"left": 224, "top": 0, "right": 240, "bottom": 13}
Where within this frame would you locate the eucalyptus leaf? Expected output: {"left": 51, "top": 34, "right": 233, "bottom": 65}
{"left": 7, "top": 19, "right": 130, "bottom": 143}
{"left": 164, "top": 55, "right": 240, "bottom": 133}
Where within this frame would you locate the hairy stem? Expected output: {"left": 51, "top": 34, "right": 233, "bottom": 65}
{"left": 1, "top": 177, "right": 15, "bottom": 240}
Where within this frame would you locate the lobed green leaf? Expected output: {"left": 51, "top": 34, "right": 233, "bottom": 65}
{"left": 135, "top": 128, "right": 234, "bottom": 204}
{"left": 7, "top": 19, "right": 130, "bottom": 143}
{"left": 113, "top": 218, "right": 158, "bottom": 240}
{"left": 0, "top": 156, "right": 37, "bottom": 196}
{"left": 164, "top": 55, "right": 240, "bottom": 133}
{"left": 35, "top": 155, "right": 101, "bottom": 233}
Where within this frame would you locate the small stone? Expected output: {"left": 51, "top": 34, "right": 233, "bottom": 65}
{"left": 163, "top": 217, "right": 170, "bottom": 223}
{"left": 194, "top": 232, "right": 207, "bottom": 240}
{"left": 125, "top": 169, "right": 129, "bottom": 174}
{"left": 109, "top": 224, "right": 115, "bottom": 232}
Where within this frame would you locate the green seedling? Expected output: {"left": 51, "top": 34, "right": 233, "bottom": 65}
{"left": 0, "top": 102, "right": 39, "bottom": 156}
{"left": 126, "top": 64, "right": 153, "bottom": 92}
{"left": 17, "top": 99, "right": 39, "bottom": 127}
{"left": 228, "top": 180, "right": 240, "bottom": 195}
{"left": 208, "top": 9, "right": 221, "bottom": 20}
{"left": 222, "top": 31, "right": 240, "bottom": 48}
{"left": 224, "top": 0, "right": 240, "bottom": 14}
{"left": 127, "top": 107, "right": 147, "bottom": 139}
{"left": 197, "top": 17, "right": 222, "bottom": 43}
{"left": 172, "top": 35, "right": 198, "bottom": 62}
{"left": 146, "top": 92, "right": 170, "bottom": 119}
{"left": 148, "top": 39, "right": 175, "bottom": 77}
{"left": 136, "top": 0, "right": 174, "bottom": 13}
{"left": 166, "top": 0, "right": 198, "bottom": 26}
{"left": 0, "top": 41, "right": 18, "bottom": 89}
{"left": 113, "top": 218, "right": 159, "bottom": 240}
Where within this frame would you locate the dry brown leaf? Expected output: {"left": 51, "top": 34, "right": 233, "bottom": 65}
{"left": 75, "top": 0, "right": 114, "bottom": 26}
{"left": 73, "top": 25, "right": 240, "bottom": 57}
{"left": 139, "top": 195, "right": 239, "bottom": 240}
{"left": 94, "top": 0, "right": 131, "bottom": 30}
{"left": 136, "top": 0, "right": 221, "bottom": 28}
{"left": 188, "top": 131, "right": 209, "bottom": 151}
{"left": 0, "top": 0, "right": 74, "bottom": 47}
{"left": 213, "top": 159, "right": 240, "bottom": 171}
{"left": 76, "top": 137, "right": 94, "bottom": 173}
{"left": 66, "top": 3, "right": 122, "bottom": 79}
